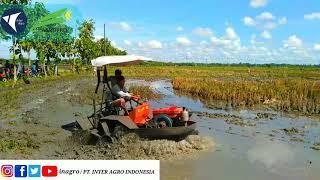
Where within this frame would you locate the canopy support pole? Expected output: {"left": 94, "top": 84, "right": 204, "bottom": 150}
{"left": 95, "top": 69, "right": 101, "bottom": 94}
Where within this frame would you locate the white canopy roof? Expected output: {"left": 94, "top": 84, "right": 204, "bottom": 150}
{"left": 91, "top": 55, "right": 152, "bottom": 67}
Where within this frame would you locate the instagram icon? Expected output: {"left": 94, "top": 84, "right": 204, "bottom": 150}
{"left": 1, "top": 165, "right": 13, "bottom": 177}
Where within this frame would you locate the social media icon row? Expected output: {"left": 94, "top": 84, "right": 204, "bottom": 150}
{"left": 1, "top": 165, "right": 57, "bottom": 177}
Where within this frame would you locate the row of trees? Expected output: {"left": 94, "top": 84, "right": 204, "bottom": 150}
{"left": 75, "top": 19, "right": 127, "bottom": 64}
{"left": 1, "top": 1, "right": 127, "bottom": 81}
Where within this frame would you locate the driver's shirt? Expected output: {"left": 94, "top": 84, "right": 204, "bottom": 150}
{"left": 108, "top": 76, "right": 117, "bottom": 87}
{"left": 112, "top": 84, "right": 132, "bottom": 99}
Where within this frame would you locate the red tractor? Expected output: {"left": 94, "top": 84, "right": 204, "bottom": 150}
{"left": 87, "top": 55, "right": 197, "bottom": 142}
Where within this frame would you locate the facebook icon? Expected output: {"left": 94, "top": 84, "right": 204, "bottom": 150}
{"left": 15, "top": 165, "right": 27, "bottom": 177}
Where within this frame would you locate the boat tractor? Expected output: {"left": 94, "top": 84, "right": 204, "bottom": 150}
{"left": 87, "top": 55, "right": 198, "bottom": 142}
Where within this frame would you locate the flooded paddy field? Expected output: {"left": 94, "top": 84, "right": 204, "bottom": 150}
{"left": 0, "top": 78, "right": 319, "bottom": 180}
{"left": 131, "top": 79, "right": 320, "bottom": 180}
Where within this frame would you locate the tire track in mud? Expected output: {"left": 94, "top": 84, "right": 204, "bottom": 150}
{"left": 0, "top": 78, "right": 94, "bottom": 159}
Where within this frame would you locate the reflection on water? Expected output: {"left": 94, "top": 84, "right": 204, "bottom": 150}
{"left": 128, "top": 79, "right": 320, "bottom": 180}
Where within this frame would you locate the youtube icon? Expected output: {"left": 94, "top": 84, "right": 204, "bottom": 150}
{"left": 42, "top": 166, "right": 58, "bottom": 177}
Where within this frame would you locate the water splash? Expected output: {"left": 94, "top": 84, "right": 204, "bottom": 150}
{"left": 62, "top": 132, "right": 215, "bottom": 160}
{"left": 110, "top": 134, "right": 215, "bottom": 160}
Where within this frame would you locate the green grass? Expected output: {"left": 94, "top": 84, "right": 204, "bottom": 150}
{"left": 0, "top": 129, "right": 40, "bottom": 154}
{"left": 1, "top": 63, "right": 320, "bottom": 114}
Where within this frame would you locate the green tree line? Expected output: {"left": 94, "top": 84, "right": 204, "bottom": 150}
{"left": 0, "top": 0, "right": 126, "bottom": 81}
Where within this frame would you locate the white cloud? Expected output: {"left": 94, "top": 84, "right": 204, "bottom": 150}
{"left": 225, "top": 27, "right": 239, "bottom": 40}
{"left": 314, "top": 44, "right": 320, "bottom": 51}
{"left": 283, "top": 35, "right": 303, "bottom": 49}
{"left": 111, "top": 41, "right": 117, "bottom": 47}
{"left": 263, "top": 22, "right": 277, "bottom": 30}
{"left": 124, "top": 40, "right": 132, "bottom": 46}
{"left": 192, "top": 27, "right": 213, "bottom": 37}
{"left": 176, "top": 37, "right": 192, "bottom": 46}
{"left": 250, "top": 0, "right": 268, "bottom": 8}
{"left": 111, "top": 22, "right": 133, "bottom": 31}
{"left": 243, "top": 16, "right": 256, "bottom": 26}
{"left": 134, "top": 40, "right": 162, "bottom": 50}
{"left": 304, "top": 13, "right": 320, "bottom": 20}
{"left": 94, "top": 35, "right": 103, "bottom": 41}
{"left": 243, "top": 13, "right": 286, "bottom": 30}
{"left": 147, "top": 40, "right": 162, "bottom": 49}
{"left": 122, "top": 27, "right": 317, "bottom": 64}
{"left": 137, "top": 42, "right": 144, "bottom": 48}
{"left": 210, "top": 27, "right": 241, "bottom": 51}
{"left": 126, "top": 40, "right": 318, "bottom": 64}
{"left": 261, "top": 30, "right": 272, "bottom": 39}
{"left": 200, "top": 40, "right": 209, "bottom": 46}
{"left": 210, "top": 36, "right": 231, "bottom": 47}
{"left": 278, "top": 17, "right": 287, "bottom": 25}
{"left": 176, "top": 26, "right": 184, "bottom": 32}
{"left": 257, "top": 12, "right": 276, "bottom": 20}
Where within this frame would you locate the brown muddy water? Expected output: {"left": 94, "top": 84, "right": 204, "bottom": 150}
{"left": 129, "top": 79, "right": 320, "bottom": 180}
{"left": 1, "top": 78, "right": 320, "bottom": 180}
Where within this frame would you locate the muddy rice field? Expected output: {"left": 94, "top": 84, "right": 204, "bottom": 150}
{"left": 0, "top": 77, "right": 320, "bottom": 180}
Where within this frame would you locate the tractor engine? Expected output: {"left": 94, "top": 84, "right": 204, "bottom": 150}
{"left": 128, "top": 103, "right": 190, "bottom": 128}
{"left": 152, "top": 106, "right": 190, "bottom": 128}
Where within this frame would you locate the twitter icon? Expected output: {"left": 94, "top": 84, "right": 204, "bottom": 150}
{"left": 28, "top": 165, "right": 41, "bottom": 177}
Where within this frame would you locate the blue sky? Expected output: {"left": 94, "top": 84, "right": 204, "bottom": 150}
{"left": 1, "top": 0, "right": 320, "bottom": 64}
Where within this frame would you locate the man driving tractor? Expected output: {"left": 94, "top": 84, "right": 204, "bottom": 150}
{"left": 88, "top": 55, "right": 197, "bottom": 140}
{"left": 111, "top": 75, "right": 140, "bottom": 115}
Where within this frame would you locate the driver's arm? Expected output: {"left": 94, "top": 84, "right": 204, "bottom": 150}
{"left": 112, "top": 85, "right": 132, "bottom": 99}
{"left": 117, "top": 91, "right": 132, "bottom": 99}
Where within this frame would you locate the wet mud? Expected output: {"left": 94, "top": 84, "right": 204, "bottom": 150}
{"left": 59, "top": 132, "right": 214, "bottom": 160}
{"left": 0, "top": 78, "right": 214, "bottom": 160}
{"left": 1, "top": 78, "right": 320, "bottom": 180}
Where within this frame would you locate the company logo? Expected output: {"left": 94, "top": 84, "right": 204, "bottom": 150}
{"left": 28, "top": 165, "right": 41, "bottom": 177}
{"left": 1, "top": 165, "right": 13, "bottom": 177}
{"left": 15, "top": 165, "right": 27, "bottom": 177}
{"left": 1, "top": 7, "right": 27, "bottom": 35}
{"left": 42, "top": 166, "right": 58, "bottom": 177}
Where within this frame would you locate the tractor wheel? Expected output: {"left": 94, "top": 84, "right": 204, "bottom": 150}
{"left": 154, "top": 114, "right": 173, "bottom": 128}
{"left": 111, "top": 124, "right": 128, "bottom": 141}
{"left": 2, "top": 78, "right": 7, "bottom": 82}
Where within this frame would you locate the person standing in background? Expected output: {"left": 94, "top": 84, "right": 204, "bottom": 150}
{"left": 17, "top": 60, "right": 24, "bottom": 77}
